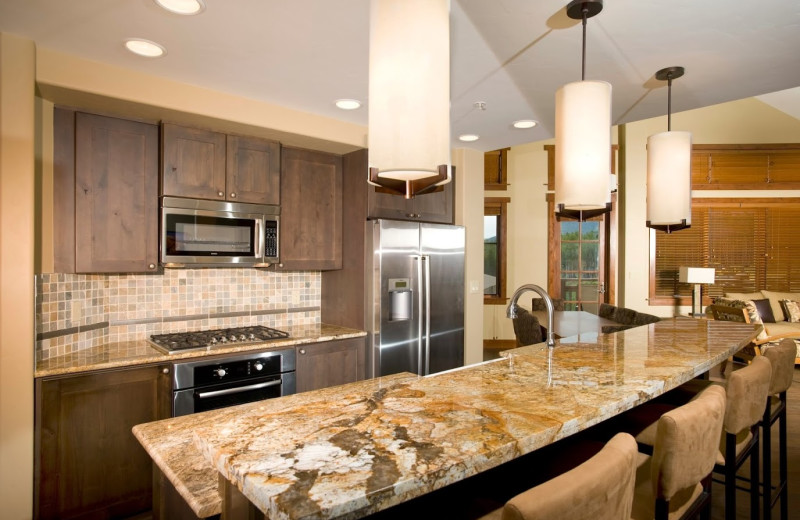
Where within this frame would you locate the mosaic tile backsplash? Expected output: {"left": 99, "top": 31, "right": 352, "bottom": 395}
{"left": 36, "top": 269, "right": 321, "bottom": 361}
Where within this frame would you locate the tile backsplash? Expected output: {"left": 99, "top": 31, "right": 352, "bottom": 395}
{"left": 36, "top": 269, "right": 320, "bottom": 361}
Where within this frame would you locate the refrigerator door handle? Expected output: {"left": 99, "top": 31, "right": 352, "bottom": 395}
{"left": 422, "top": 255, "right": 431, "bottom": 376}
{"left": 415, "top": 255, "right": 424, "bottom": 376}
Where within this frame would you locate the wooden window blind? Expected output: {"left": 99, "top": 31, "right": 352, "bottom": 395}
{"left": 691, "top": 145, "right": 800, "bottom": 190}
{"left": 650, "top": 199, "right": 800, "bottom": 305}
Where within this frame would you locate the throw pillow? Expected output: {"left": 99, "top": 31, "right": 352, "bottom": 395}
{"left": 752, "top": 299, "right": 776, "bottom": 323}
{"left": 779, "top": 300, "right": 800, "bottom": 323}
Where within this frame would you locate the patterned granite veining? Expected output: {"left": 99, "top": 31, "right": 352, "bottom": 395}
{"left": 134, "top": 318, "right": 760, "bottom": 520}
{"left": 35, "top": 324, "right": 365, "bottom": 378}
{"left": 35, "top": 269, "right": 321, "bottom": 361}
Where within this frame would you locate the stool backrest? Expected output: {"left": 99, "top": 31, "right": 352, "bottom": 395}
{"left": 651, "top": 385, "right": 726, "bottom": 500}
{"left": 724, "top": 355, "right": 772, "bottom": 435}
{"left": 763, "top": 338, "right": 796, "bottom": 395}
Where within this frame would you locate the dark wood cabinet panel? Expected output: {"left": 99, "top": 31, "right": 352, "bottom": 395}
{"left": 279, "top": 147, "right": 342, "bottom": 270}
{"left": 295, "top": 337, "right": 365, "bottom": 393}
{"left": 226, "top": 134, "right": 281, "bottom": 205}
{"left": 35, "top": 365, "right": 171, "bottom": 520}
{"left": 161, "top": 123, "right": 227, "bottom": 200}
{"left": 74, "top": 112, "right": 159, "bottom": 273}
{"left": 367, "top": 168, "right": 455, "bottom": 224}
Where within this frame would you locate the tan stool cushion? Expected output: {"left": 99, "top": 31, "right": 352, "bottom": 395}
{"left": 488, "top": 433, "right": 638, "bottom": 520}
{"left": 723, "top": 356, "right": 772, "bottom": 435}
{"left": 764, "top": 338, "right": 796, "bottom": 395}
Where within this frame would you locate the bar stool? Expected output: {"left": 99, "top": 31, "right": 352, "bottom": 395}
{"left": 761, "top": 338, "right": 796, "bottom": 520}
{"left": 478, "top": 432, "right": 638, "bottom": 520}
{"left": 631, "top": 385, "right": 726, "bottom": 520}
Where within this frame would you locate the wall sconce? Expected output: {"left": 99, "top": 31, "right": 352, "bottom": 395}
{"left": 646, "top": 66, "right": 692, "bottom": 233}
{"left": 554, "top": 0, "right": 612, "bottom": 221}
{"left": 679, "top": 266, "right": 715, "bottom": 317}
{"left": 367, "top": 0, "right": 451, "bottom": 199}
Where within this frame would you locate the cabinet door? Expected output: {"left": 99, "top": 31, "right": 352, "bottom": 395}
{"left": 36, "top": 365, "right": 171, "bottom": 520}
{"left": 367, "top": 167, "right": 455, "bottom": 224}
{"left": 226, "top": 135, "right": 281, "bottom": 205}
{"left": 75, "top": 113, "right": 159, "bottom": 273}
{"left": 279, "top": 147, "right": 342, "bottom": 270}
{"left": 161, "top": 123, "right": 226, "bottom": 200}
{"left": 295, "top": 338, "right": 365, "bottom": 393}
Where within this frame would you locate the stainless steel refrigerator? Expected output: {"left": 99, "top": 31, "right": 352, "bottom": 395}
{"left": 365, "top": 219, "right": 465, "bottom": 378}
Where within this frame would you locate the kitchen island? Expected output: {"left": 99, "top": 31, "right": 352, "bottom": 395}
{"left": 133, "top": 318, "right": 759, "bottom": 519}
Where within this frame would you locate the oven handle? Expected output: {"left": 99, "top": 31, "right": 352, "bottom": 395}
{"left": 196, "top": 379, "right": 281, "bottom": 399}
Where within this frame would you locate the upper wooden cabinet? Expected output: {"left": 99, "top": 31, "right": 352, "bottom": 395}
{"left": 484, "top": 148, "right": 509, "bottom": 190}
{"left": 367, "top": 170, "right": 455, "bottom": 224}
{"left": 278, "top": 147, "right": 342, "bottom": 270}
{"left": 54, "top": 109, "right": 159, "bottom": 273}
{"left": 161, "top": 123, "right": 280, "bottom": 205}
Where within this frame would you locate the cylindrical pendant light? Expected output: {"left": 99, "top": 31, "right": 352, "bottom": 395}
{"left": 368, "top": 0, "right": 451, "bottom": 199}
{"left": 555, "top": 0, "right": 612, "bottom": 221}
{"left": 646, "top": 66, "right": 692, "bottom": 233}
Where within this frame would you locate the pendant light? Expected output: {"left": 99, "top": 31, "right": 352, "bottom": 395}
{"left": 367, "top": 0, "right": 451, "bottom": 199}
{"left": 646, "top": 66, "right": 692, "bottom": 233}
{"left": 555, "top": 0, "right": 612, "bottom": 221}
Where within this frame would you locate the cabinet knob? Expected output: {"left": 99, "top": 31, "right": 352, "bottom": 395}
{"left": 161, "top": 367, "right": 169, "bottom": 374}
{"left": 299, "top": 348, "right": 306, "bottom": 355}
{"left": 218, "top": 191, "right": 224, "bottom": 197}
{"left": 230, "top": 192, "right": 237, "bottom": 198}
{"left": 148, "top": 263, "right": 156, "bottom": 269}
{"left": 171, "top": 166, "right": 177, "bottom": 172}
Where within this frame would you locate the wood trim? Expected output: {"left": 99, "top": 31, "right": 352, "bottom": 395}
{"left": 485, "top": 184, "right": 510, "bottom": 191}
{"left": 483, "top": 339, "right": 516, "bottom": 350}
{"left": 692, "top": 143, "right": 800, "bottom": 151}
{"left": 53, "top": 107, "right": 76, "bottom": 273}
{"left": 484, "top": 197, "right": 510, "bottom": 303}
{"left": 693, "top": 198, "right": 800, "bottom": 207}
{"left": 483, "top": 297, "right": 508, "bottom": 305}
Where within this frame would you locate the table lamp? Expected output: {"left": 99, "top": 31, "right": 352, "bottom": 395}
{"left": 679, "top": 266, "right": 715, "bottom": 317}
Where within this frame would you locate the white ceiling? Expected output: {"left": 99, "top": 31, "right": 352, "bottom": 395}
{"left": 1, "top": 0, "right": 800, "bottom": 152}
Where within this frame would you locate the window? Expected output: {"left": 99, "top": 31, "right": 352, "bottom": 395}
{"left": 650, "top": 199, "right": 800, "bottom": 305}
{"left": 484, "top": 197, "right": 510, "bottom": 304}
{"left": 560, "top": 220, "right": 602, "bottom": 312}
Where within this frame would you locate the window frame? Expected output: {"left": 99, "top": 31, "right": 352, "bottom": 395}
{"left": 484, "top": 197, "right": 510, "bottom": 304}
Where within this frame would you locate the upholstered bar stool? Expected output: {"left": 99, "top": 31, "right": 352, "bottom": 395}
{"left": 478, "top": 432, "right": 638, "bottom": 520}
{"left": 511, "top": 308, "right": 543, "bottom": 347}
{"left": 631, "top": 385, "right": 726, "bottom": 520}
{"left": 761, "top": 338, "right": 796, "bottom": 520}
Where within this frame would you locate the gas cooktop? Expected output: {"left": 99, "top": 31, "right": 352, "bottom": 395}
{"left": 149, "top": 325, "right": 290, "bottom": 354}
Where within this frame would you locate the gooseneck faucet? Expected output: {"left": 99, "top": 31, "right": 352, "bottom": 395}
{"left": 506, "top": 284, "right": 556, "bottom": 348}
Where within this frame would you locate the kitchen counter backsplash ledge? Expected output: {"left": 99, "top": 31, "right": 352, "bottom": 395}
{"left": 35, "top": 269, "right": 321, "bottom": 362}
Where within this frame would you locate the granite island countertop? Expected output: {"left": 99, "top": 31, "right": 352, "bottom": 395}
{"left": 133, "top": 318, "right": 760, "bottom": 520}
{"left": 35, "top": 323, "right": 366, "bottom": 378}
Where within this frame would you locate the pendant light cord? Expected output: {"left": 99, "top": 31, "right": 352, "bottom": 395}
{"left": 581, "top": 7, "right": 588, "bottom": 80}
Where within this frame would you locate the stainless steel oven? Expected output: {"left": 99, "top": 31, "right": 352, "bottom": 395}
{"left": 171, "top": 348, "right": 296, "bottom": 417}
{"left": 160, "top": 196, "right": 279, "bottom": 267}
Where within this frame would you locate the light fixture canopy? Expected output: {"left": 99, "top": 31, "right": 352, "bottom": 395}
{"left": 554, "top": 0, "right": 612, "bottom": 221}
{"left": 367, "top": 0, "right": 451, "bottom": 199}
{"left": 646, "top": 66, "right": 692, "bottom": 233}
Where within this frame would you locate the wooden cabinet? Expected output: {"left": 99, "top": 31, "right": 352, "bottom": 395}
{"left": 161, "top": 123, "right": 280, "bottom": 205}
{"left": 367, "top": 168, "right": 455, "bottom": 224}
{"left": 295, "top": 337, "right": 366, "bottom": 393}
{"left": 35, "top": 364, "right": 171, "bottom": 520}
{"left": 54, "top": 109, "right": 159, "bottom": 273}
{"left": 278, "top": 147, "right": 342, "bottom": 270}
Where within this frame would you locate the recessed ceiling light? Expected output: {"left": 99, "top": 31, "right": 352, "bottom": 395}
{"left": 513, "top": 119, "right": 537, "bottom": 129}
{"left": 154, "top": 0, "right": 205, "bottom": 15}
{"left": 335, "top": 99, "right": 361, "bottom": 110}
{"left": 124, "top": 38, "right": 166, "bottom": 58}
{"left": 458, "top": 134, "right": 480, "bottom": 142}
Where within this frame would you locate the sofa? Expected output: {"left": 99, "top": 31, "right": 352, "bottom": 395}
{"left": 708, "top": 289, "right": 800, "bottom": 362}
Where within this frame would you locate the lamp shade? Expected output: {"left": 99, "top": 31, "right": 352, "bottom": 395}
{"left": 679, "top": 266, "right": 715, "bottom": 284}
{"left": 647, "top": 130, "right": 692, "bottom": 228}
{"left": 368, "top": 0, "right": 450, "bottom": 184}
{"left": 555, "top": 80, "right": 612, "bottom": 213}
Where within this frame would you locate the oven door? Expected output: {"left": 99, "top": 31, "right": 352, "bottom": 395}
{"left": 173, "top": 372, "right": 296, "bottom": 417}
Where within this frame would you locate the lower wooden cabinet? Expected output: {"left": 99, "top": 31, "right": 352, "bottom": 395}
{"left": 35, "top": 364, "right": 171, "bottom": 520}
{"left": 295, "top": 337, "right": 366, "bottom": 393}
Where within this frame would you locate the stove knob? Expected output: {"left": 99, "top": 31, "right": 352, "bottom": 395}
{"left": 239, "top": 334, "right": 247, "bottom": 341}
{"left": 253, "top": 361, "right": 264, "bottom": 371}
{"left": 210, "top": 337, "right": 218, "bottom": 344}
{"left": 220, "top": 337, "right": 228, "bottom": 343}
{"left": 229, "top": 335, "right": 238, "bottom": 342}
{"left": 215, "top": 368, "right": 227, "bottom": 378}
{"left": 249, "top": 333, "right": 256, "bottom": 340}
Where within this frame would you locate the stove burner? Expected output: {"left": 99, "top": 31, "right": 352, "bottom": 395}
{"left": 149, "top": 326, "right": 289, "bottom": 354}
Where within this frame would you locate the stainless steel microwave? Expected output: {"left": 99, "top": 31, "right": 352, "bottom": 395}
{"left": 160, "top": 197, "right": 279, "bottom": 267}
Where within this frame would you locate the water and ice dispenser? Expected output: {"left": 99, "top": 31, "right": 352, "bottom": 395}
{"left": 388, "top": 278, "right": 412, "bottom": 321}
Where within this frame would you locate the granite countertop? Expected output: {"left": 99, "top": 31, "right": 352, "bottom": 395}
{"left": 35, "top": 323, "right": 366, "bottom": 378}
{"left": 133, "top": 318, "right": 759, "bottom": 520}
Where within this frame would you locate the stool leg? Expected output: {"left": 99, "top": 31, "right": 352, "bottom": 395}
{"left": 751, "top": 429, "right": 760, "bottom": 520}
{"left": 763, "top": 404, "right": 772, "bottom": 520}
{"left": 779, "top": 394, "right": 788, "bottom": 520}
{"left": 724, "top": 433, "right": 737, "bottom": 520}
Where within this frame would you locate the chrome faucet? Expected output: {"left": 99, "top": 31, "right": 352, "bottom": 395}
{"left": 506, "top": 284, "right": 556, "bottom": 348}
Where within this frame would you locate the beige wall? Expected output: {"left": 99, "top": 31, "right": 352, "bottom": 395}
{"left": 0, "top": 33, "right": 36, "bottom": 519}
